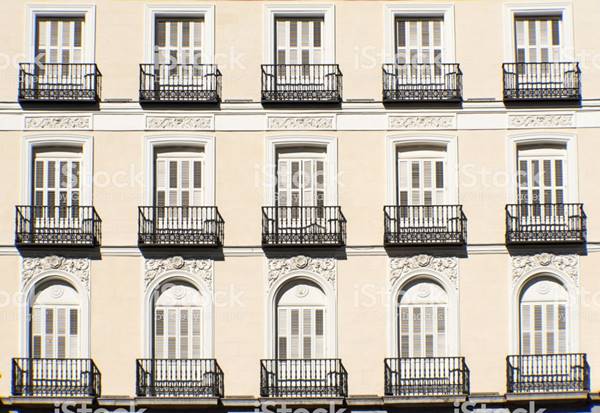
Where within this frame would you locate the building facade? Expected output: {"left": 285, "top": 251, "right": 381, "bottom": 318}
{"left": 0, "top": 1, "right": 599, "bottom": 412}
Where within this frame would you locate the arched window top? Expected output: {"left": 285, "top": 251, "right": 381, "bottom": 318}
{"left": 277, "top": 279, "right": 327, "bottom": 307}
{"left": 154, "top": 281, "right": 203, "bottom": 307}
{"left": 521, "top": 277, "right": 568, "bottom": 303}
{"left": 399, "top": 279, "right": 448, "bottom": 305}
{"left": 397, "top": 143, "right": 447, "bottom": 159}
{"left": 33, "top": 279, "right": 79, "bottom": 306}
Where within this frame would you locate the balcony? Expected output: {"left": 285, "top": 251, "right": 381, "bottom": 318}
{"left": 136, "top": 359, "right": 224, "bottom": 398}
{"left": 139, "top": 64, "right": 221, "bottom": 103}
{"left": 18, "top": 63, "right": 101, "bottom": 103}
{"left": 260, "top": 359, "right": 347, "bottom": 398}
{"left": 384, "top": 205, "right": 466, "bottom": 246}
{"left": 138, "top": 206, "right": 224, "bottom": 247}
{"left": 507, "top": 354, "right": 589, "bottom": 394}
{"left": 15, "top": 206, "right": 102, "bottom": 248}
{"left": 503, "top": 62, "right": 581, "bottom": 102}
{"left": 505, "top": 203, "right": 586, "bottom": 245}
{"left": 384, "top": 357, "right": 470, "bottom": 397}
{"left": 12, "top": 358, "right": 101, "bottom": 397}
{"left": 261, "top": 64, "right": 342, "bottom": 103}
{"left": 262, "top": 206, "right": 346, "bottom": 247}
{"left": 383, "top": 63, "right": 462, "bottom": 103}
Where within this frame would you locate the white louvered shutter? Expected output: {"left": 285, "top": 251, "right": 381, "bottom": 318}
{"left": 31, "top": 305, "right": 79, "bottom": 358}
{"left": 155, "top": 18, "right": 204, "bottom": 81}
{"left": 154, "top": 306, "right": 202, "bottom": 359}
{"left": 520, "top": 302, "right": 567, "bottom": 355}
{"left": 277, "top": 307, "right": 325, "bottom": 359}
{"left": 515, "top": 16, "right": 561, "bottom": 63}
{"left": 33, "top": 153, "right": 81, "bottom": 221}
{"left": 277, "top": 156, "right": 326, "bottom": 210}
{"left": 36, "top": 18, "right": 84, "bottom": 64}
{"left": 395, "top": 17, "right": 443, "bottom": 80}
{"left": 275, "top": 18, "right": 323, "bottom": 65}
{"left": 399, "top": 305, "right": 447, "bottom": 357}
{"left": 398, "top": 158, "right": 445, "bottom": 206}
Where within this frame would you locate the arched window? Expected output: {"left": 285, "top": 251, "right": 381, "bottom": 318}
{"left": 519, "top": 277, "right": 568, "bottom": 355}
{"left": 276, "top": 280, "right": 326, "bottom": 359}
{"left": 30, "top": 280, "right": 80, "bottom": 359}
{"left": 152, "top": 281, "right": 203, "bottom": 359}
{"left": 398, "top": 280, "right": 448, "bottom": 358}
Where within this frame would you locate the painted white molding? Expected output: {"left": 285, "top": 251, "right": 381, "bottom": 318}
{"left": 143, "top": 135, "right": 215, "bottom": 205}
{"left": 24, "top": 116, "right": 93, "bottom": 130}
{"left": 144, "top": 256, "right": 213, "bottom": 292}
{"left": 509, "top": 114, "right": 575, "bottom": 129}
{"left": 264, "top": 4, "right": 335, "bottom": 64}
{"left": 388, "top": 255, "right": 460, "bottom": 357}
{"left": 21, "top": 135, "right": 94, "bottom": 205}
{"left": 264, "top": 136, "right": 338, "bottom": 205}
{"left": 509, "top": 253, "right": 580, "bottom": 353}
{"left": 506, "top": 133, "right": 578, "bottom": 203}
{"left": 385, "top": 134, "right": 458, "bottom": 204}
{"left": 26, "top": 4, "right": 96, "bottom": 62}
{"left": 384, "top": 4, "right": 455, "bottom": 63}
{"left": 265, "top": 255, "right": 338, "bottom": 358}
{"left": 503, "top": 3, "right": 574, "bottom": 62}
{"left": 146, "top": 115, "right": 214, "bottom": 131}
{"left": 144, "top": 5, "right": 215, "bottom": 63}
{"left": 389, "top": 115, "right": 456, "bottom": 130}
{"left": 267, "top": 255, "right": 336, "bottom": 292}
{"left": 143, "top": 257, "right": 215, "bottom": 358}
{"left": 20, "top": 256, "right": 91, "bottom": 357}
{"left": 267, "top": 115, "right": 335, "bottom": 130}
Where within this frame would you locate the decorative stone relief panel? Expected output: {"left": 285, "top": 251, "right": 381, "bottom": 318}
{"left": 22, "top": 256, "right": 91, "bottom": 291}
{"left": 390, "top": 254, "right": 458, "bottom": 289}
{"left": 24, "top": 116, "right": 92, "bottom": 130}
{"left": 267, "top": 116, "right": 335, "bottom": 130}
{"left": 509, "top": 114, "right": 574, "bottom": 129}
{"left": 146, "top": 116, "right": 213, "bottom": 130}
{"left": 512, "top": 253, "right": 578, "bottom": 286}
{"left": 267, "top": 255, "right": 336, "bottom": 291}
{"left": 144, "top": 256, "right": 213, "bottom": 292}
{"left": 389, "top": 115, "right": 456, "bottom": 130}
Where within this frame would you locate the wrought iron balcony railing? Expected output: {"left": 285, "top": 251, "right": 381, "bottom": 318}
{"left": 260, "top": 359, "right": 348, "bottom": 398}
{"left": 15, "top": 205, "right": 102, "bottom": 247}
{"left": 19, "top": 63, "right": 101, "bottom": 102}
{"left": 261, "top": 64, "right": 342, "bottom": 103}
{"left": 139, "top": 64, "right": 221, "bottom": 103}
{"left": 505, "top": 203, "right": 586, "bottom": 244}
{"left": 384, "top": 205, "right": 466, "bottom": 246}
{"left": 138, "top": 206, "right": 224, "bottom": 247}
{"left": 503, "top": 62, "right": 581, "bottom": 102}
{"left": 136, "top": 359, "right": 224, "bottom": 398}
{"left": 12, "top": 358, "right": 101, "bottom": 397}
{"left": 384, "top": 357, "right": 470, "bottom": 397}
{"left": 262, "top": 206, "right": 346, "bottom": 247}
{"left": 383, "top": 63, "right": 462, "bottom": 102}
{"left": 507, "top": 354, "right": 589, "bottom": 394}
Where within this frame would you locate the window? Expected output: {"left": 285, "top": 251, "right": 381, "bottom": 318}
{"left": 276, "top": 281, "right": 326, "bottom": 359}
{"left": 520, "top": 278, "right": 568, "bottom": 355}
{"left": 395, "top": 17, "right": 443, "bottom": 65}
{"left": 398, "top": 280, "right": 447, "bottom": 358}
{"left": 155, "top": 18, "right": 204, "bottom": 66}
{"left": 35, "top": 17, "right": 84, "bottom": 65}
{"left": 275, "top": 17, "right": 323, "bottom": 65}
{"left": 31, "top": 281, "right": 80, "bottom": 358}
{"left": 155, "top": 147, "right": 204, "bottom": 208}
{"left": 515, "top": 16, "right": 561, "bottom": 63}
{"left": 397, "top": 145, "right": 445, "bottom": 206}
{"left": 276, "top": 147, "right": 326, "bottom": 208}
{"left": 517, "top": 144, "right": 566, "bottom": 207}
{"left": 153, "top": 282, "right": 203, "bottom": 359}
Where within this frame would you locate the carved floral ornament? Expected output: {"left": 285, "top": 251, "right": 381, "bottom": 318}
{"left": 24, "top": 116, "right": 92, "bottom": 130}
{"left": 22, "top": 256, "right": 90, "bottom": 291}
{"left": 509, "top": 114, "right": 574, "bottom": 129}
{"left": 388, "top": 115, "right": 455, "bottom": 130}
{"left": 389, "top": 254, "right": 458, "bottom": 289}
{"left": 146, "top": 116, "right": 213, "bottom": 130}
{"left": 268, "top": 116, "right": 335, "bottom": 130}
{"left": 512, "top": 253, "right": 578, "bottom": 285}
{"left": 144, "top": 256, "right": 213, "bottom": 292}
{"left": 267, "top": 255, "right": 336, "bottom": 291}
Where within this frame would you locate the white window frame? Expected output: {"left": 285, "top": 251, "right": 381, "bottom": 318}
{"left": 22, "top": 135, "right": 93, "bottom": 205}
{"left": 144, "top": 136, "right": 215, "bottom": 206}
{"left": 503, "top": 3, "right": 574, "bottom": 62}
{"left": 386, "top": 135, "right": 458, "bottom": 205}
{"left": 26, "top": 5, "right": 96, "bottom": 62}
{"left": 384, "top": 4, "right": 455, "bottom": 64}
{"left": 145, "top": 5, "right": 215, "bottom": 64}
{"left": 265, "top": 136, "right": 337, "bottom": 206}
{"left": 506, "top": 133, "right": 578, "bottom": 204}
{"left": 264, "top": 4, "right": 335, "bottom": 64}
